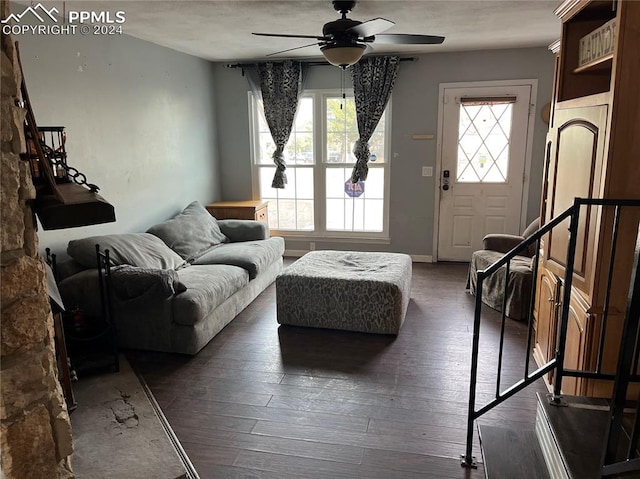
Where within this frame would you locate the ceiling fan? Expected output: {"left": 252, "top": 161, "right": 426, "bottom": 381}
{"left": 252, "top": 0, "right": 445, "bottom": 68}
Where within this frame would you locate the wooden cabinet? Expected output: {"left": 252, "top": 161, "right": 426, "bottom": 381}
{"left": 534, "top": 267, "right": 560, "bottom": 382}
{"left": 562, "top": 293, "right": 590, "bottom": 395}
{"left": 534, "top": 0, "right": 640, "bottom": 397}
{"left": 206, "top": 200, "right": 269, "bottom": 223}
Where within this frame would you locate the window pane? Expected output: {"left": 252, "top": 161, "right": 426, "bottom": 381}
{"left": 291, "top": 132, "right": 314, "bottom": 165}
{"left": 259, "top": 166, "right": 314, "bottom": 230}
{"left": 326, "top": 96, "right": 357, "bottom": 164}
{"left": 295, "top": 97, "right": 313, "bottom": 131}
{"left": 363, "top": 168, "right": 384, "bottom": 199}
{"left": 257, "top": 96, "right": 313, "bottom": 166}
{"left": 258, "top": 166, "right": 277, "bottom": 199}
{"left": 258, "top": 132, "right": 276, "bottom": 165}
{"left": 363, "top": 199, "right": 384, "bottom": 231}
{"left": 457, "top": 102, "right": 512, "bottom": 183}
{"left": 325, "top": 167, "right": 384, "bottom": 233}
{"left": 295, "top": 200, "right": 314, "bottom": 230}
{"left": 326, "top": 198, "right": 346, "bottom": 230}
{"left": 326, "top": 167, "right": 348, "bottom": 198}
{"left": 368, "top": 131, "right": 386, "bottom": 164}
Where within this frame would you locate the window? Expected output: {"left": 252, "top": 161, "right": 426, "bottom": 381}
{"left": 456, "top": 98, "right": 514, "bottom": 183}
{"left": 251, "top": 90, "right": 390, "bottom": 238}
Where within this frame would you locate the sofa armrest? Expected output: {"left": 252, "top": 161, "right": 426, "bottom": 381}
{"left": 217, "top": 219, "right": 269, "bottom": 242}
{"left": 482, "top": 234, "right": 525, "bottom": 254}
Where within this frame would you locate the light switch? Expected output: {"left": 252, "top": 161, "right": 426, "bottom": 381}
{"left": 422, "top": 166, "right": 433, "bottom": 177}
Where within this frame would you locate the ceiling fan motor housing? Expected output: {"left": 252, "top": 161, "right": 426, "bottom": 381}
{"left": 323, "top": 18, "right": 363, "bottom": 44}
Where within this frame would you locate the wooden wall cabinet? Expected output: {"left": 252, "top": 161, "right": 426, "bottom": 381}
{"left": 534, "top": 0, "right": 640, "bottom": 397}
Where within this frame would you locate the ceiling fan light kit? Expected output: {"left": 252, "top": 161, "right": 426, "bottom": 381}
{"left": 321, "top": 43, "right": 366, "bottom": 68}
{"left": 253, "top": 0, "right": 444, "bottom": 69}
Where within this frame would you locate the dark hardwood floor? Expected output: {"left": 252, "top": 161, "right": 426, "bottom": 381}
{"left": 127, "top": 260, "right": 549, "bottom": 478}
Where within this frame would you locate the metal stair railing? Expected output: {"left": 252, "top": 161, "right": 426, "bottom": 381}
{"left": 461, "top": 197, "right": 640, "bottom": 472}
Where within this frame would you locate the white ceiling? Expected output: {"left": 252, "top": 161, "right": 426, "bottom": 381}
{"left": 28, "top": 1, "right": 563, "bottom": 62}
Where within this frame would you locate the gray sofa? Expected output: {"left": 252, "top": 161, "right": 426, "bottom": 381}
{"left": 57, "top": 201, "right": 284, "bottom": 355}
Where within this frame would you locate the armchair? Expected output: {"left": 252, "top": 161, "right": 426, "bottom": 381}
{"left": 467, "top": 218, "right": 540, "bottom": 321}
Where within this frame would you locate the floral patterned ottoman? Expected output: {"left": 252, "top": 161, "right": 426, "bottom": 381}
{"left": 276, "top": 250, "right": 412, "bottom": 334}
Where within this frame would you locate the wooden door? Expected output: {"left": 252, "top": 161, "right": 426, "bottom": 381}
{"left": 437, "top": 84, "right": 533, "bottom": 261}
{"left": 545, "top": 105, "right": 608, "bottom": 300}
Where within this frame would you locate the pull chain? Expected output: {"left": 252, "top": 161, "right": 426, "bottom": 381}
{"left": 340, "top": 67, "right": 345, "bottom": 110}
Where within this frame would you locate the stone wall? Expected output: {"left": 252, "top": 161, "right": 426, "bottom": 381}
{"left": 0, "top": 1, "right": 74, "bottom": 477}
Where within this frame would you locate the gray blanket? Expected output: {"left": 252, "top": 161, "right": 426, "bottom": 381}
{"left": 111, "top": 265, "right": 187, "bottom": 303}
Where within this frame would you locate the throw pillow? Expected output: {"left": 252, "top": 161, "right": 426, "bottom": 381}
{"left": 67, "top": 233, "right": 187, "bottom": 270}
{"left": 147, "top": 201, "right": 229, "bottom": 262}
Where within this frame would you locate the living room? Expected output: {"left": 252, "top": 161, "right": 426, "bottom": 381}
{"left": 4, "top": 1, "right": 639, "bottom": 478}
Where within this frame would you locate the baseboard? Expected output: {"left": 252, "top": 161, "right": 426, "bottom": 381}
{"left": 284, "top": 249, "right": 307, "bottom": 257}
{"left": 284, "top": 251, "right": 433, "bottom": 263}
{"left": 411, "top": 255, "right": 433, "bottom": 263}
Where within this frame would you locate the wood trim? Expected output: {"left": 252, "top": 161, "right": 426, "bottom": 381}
{"left": 555, "top": 0, "right": 588, "bottom": 20}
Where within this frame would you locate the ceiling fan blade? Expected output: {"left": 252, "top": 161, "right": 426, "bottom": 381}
{"left": 253, "top": 32, "right": 327, "bottom": 41}
{"left": 346, "top": 18, "right": 395, "bottom": 38}
{"left": 266, "top": 42, "right": 321, "bottom": 57}
{"left": 373, "top": 34, "right": 445, "bottom": 45}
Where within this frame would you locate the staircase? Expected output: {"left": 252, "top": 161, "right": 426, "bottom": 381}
{"left": 461, "top": 198, "right": 640, "bottom": 479}
{"left": 481, "top": 393, "right": 640, "bottom": 478}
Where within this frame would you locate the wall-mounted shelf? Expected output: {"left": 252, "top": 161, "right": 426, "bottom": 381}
{"left": 573, "top": 54, "right": 613, "bottom": 74}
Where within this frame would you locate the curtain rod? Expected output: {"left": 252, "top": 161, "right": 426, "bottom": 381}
{"left": 225, "top": 57, "right": 418, "bottom": 69}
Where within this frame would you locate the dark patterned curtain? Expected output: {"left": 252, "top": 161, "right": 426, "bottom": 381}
{"left": 350, "top": 56, "right": 400, "bottom": 182}
{"left": 248, "top": 61, "right": 304, "bottom": 189}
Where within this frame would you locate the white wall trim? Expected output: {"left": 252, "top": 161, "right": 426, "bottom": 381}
{"left": 433, "top": 78, "right": 538, "bottom": 263}
{"left": 284, "top": 250, "right": 308, "bottom": 258}
{"left": 284, "top": 251, "right": 433, "bottom": 263}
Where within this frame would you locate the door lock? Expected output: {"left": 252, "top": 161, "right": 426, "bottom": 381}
{"left": 442, "top": 169, "right": 451, "bottom": 190}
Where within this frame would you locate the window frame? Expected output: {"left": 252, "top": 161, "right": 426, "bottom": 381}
{"left": 249, "top": 89, "right": 391, "bottom": 241}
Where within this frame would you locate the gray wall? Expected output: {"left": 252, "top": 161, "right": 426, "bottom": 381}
{"left": 17, "top": 27, "right": 220, "bottom": 257}
{"left": 214, "top": 47, "right": 554, "bottom": 258}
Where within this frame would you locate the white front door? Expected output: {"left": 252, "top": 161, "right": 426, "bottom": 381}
{"left": 437, "top": 83, "right": 533, "bottom": 262}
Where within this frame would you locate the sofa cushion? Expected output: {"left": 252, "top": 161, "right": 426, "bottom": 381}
{"left": 68, "top": 233, "right": 186, "bottom": 270}
{"left": 147, "top": 201, "right": 228, "bottom": 262}
{"left": 193, "top": 236, "right": 285, "bottom": 280}
{"left": 172, "top": 264, "right": 249, "bottom": 326}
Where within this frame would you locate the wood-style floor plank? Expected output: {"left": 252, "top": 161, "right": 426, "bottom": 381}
{"left": 128, "top": 261, "right": 548, "bottom": 478}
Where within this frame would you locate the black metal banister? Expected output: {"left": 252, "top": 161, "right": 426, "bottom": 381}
{"left": 461, "top": 197, "right": 640, "bottom": 474}
{"left": 596, "top": 205, "right": 621, "bottom": 374}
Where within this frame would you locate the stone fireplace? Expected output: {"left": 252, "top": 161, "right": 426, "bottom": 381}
{"left": 0, "top": 1, "right": 74, "bottom": 476}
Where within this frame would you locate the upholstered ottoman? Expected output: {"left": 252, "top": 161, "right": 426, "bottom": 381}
{"left": 276, "top": 250, "right": 412, "bottom": 334}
